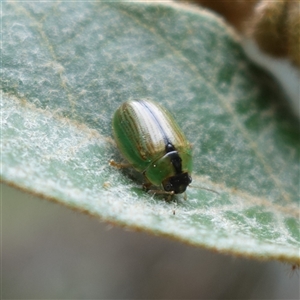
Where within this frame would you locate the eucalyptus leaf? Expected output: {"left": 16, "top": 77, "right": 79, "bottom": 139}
{"left": 1, "top": 1, "right": 299, "bottom": 264}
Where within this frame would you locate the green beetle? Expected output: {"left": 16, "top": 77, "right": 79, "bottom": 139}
{"left": 111, "top": 99, "right": 192, "bottom": 196}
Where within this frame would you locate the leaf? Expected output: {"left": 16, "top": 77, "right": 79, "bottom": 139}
{"left": 1, "top": 1, "right": 299, "bottom": 264}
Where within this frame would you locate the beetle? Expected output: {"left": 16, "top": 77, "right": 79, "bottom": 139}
{"left": 111, "top": 99, "right": 192, "bottom": 197}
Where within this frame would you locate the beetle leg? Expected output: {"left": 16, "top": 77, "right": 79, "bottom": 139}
{"left": 109, "top": 159, "right": 131, "bottom": 169}
{"left": 142, "top": 182, "right": 152, "bottom": 191}
{"left": 141, "top": 172, "right": 152, "bottom": 191}
{"left": 142, "top": 176, "right": 174, "bottom": 200}
{"left": 147, "top": 189, "right": 174, "bottom": 201}
{"left": 166, "top": 192, "right": 174, "bottom": 202}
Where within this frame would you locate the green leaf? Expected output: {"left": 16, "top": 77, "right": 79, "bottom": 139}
{"left": 1, "top": 1, "right": 299, "bottom": 264}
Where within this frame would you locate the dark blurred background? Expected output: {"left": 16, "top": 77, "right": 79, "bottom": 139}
{"left": 2, "top": 183, "right": 299, "bottom": 299}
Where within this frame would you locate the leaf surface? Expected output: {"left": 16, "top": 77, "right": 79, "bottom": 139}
{"left": 2, "top": 1, "right": 299, "bottom": 263}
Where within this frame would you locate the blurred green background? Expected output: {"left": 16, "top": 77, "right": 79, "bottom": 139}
{"left": 2, "top": 183, "right": 299, "bottom": 299}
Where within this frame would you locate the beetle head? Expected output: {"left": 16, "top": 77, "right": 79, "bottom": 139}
{"left": 162, "top": 172, "right": 192, "bottom": 194}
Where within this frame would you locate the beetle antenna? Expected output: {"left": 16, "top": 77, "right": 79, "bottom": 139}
{"left": 189, "top": 185, "right": 219, "bottom": 195}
